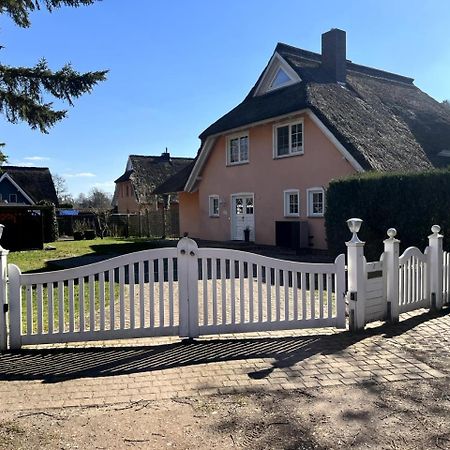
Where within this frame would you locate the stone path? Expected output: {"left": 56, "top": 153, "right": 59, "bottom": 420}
{"left": 0, "top": 308, "right": 448, "bottom": 415}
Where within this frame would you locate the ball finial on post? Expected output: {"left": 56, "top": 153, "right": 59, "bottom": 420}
{"left": 387, "top": 228, "right": 397, "bottom": 239}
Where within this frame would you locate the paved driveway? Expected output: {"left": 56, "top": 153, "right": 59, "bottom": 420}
{"left": 0, "top": 308, "right": 448, "bottom": 415}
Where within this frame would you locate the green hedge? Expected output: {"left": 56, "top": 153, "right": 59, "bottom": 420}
{"left": 325, "top": 169, "right": 450, "bottom": 259}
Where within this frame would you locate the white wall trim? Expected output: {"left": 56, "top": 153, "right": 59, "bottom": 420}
{"left": 307, "top": 111, "right": 365, "bottom": 173}
{"left": 0, "top": 173, "right": 35, "bottom": 205}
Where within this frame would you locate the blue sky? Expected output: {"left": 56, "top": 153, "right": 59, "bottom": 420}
{"left": 2, "top": 0, "right": 450, "bottom": 196}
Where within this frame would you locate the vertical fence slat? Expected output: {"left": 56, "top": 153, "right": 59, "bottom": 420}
{"left": 221, "top": 259, "right": 226, "bottom": 325}
{"left": 275, "top": 268, "right": 280, "bottom": 323}
{"left": 139, "top": 261, "right": 145, "bottom": 328}
{"left": 239, "top": 260, "right": 245, "bottom": 324}
{"left": 248, "top": 263, "right": 254, "bottom": 323}
{"left": 318, "top": 273, "right": 324, "bottom": 319}
{"left": 310, "top": 273, "right": 316, "bottom": 320}
{"left": 283, "top": 270, "right": 289, "bottom": 321}
{"left": 48, "top": 282, "right": 54, "bottom": 334}
{"left": 202, "top": 258, "right": 208, "bottom": 326}
{"left": 158, "top": 258, "right": 164, "bottom": 327}
{"left": 212, "top": 258, "right": 217, "bottom": 326}
{"left": 149, "top": 260, "right": 155, "bottom": 328}
{"left": 301, "top": 272, "right": 306, "bottom": 320}
{"left": 293, "top": 272, "right": 298, "bottom": 321}
{"left": 99, "top": 272, "right": 105, "bottom": 331}
{"left": 68, "top": 279, "right": 75, "bottom": 332}
{"left": 79, "top": 277, "right": 85, "bottom": 332}
{"left": 168, "top": 257, "right": 174, "bottom": 327}
{"left": 109, "top": 269, "right": 115, "bottom": 330}
{"left": 129, "top": 264, "right": 135, "bottom": 329}
{"left": 257, "top": 264, "right": 263, "bottom": 322}
{"left": 119, "top": 266, "right": 125, "bottom": 329}
{"left": 327, "top": 273, "right": 333, "bottom": 318}
{"left": 58, "top": 281, "right": 64, "bottom": 333}
{"left": 26, "top": 286, "right": 32, "bottom": 335}
{"left": 89, "top": 275, "right": 95, "bottom": 332}
{"left": 230, "top": 260, "right": 236, "bottom": 324}
{"left": 267, "top": 267, "right": 272, "bottom": 322}
{"left": 36, "top": 284, "right": 43, "bottom": 335}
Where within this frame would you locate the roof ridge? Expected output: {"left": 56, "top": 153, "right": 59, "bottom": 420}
{"left": 276, "top": 42, "right": 413, "bottom": 85}
{"left": 2, "top": 165, "right": 50, "bottom": 171}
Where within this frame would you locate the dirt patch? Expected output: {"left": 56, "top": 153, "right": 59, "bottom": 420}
{"left": 1, "top": 376, "right": 449, "bottom": 450}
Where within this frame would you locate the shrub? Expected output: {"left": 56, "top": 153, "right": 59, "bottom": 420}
{"left": 325, "top": 168, "right": 450, "bottom": 259}
{"left": 38, "top": 201, "right": 59, "bottom": 243}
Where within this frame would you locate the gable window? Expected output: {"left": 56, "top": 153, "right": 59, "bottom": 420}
{"left": 270, "top": 68, "right": 291, "bottom": 90}
{"left": 307, "top": 188, "right": 325, "bottom": 217}
{"left": 9, "top": 194, "right": 17, "bottom": 203}
{"left": 209, "top": 195, "right": 219, "bottom": 217}
{"left": 227, "top": 133, "right": 249, "bottom": 165}
{"left": 284, "top": 190, "right": 300, "bottom": 217}
{"left": 274, "top": 120, "right": 304, "bottom": 158}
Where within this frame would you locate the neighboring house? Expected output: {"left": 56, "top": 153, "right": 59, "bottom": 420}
{"left": 113, "top": 151, "right": 194, "bottom": 214}
{"left": 155, "top": 28, "right": 450, "bottom": 250}
{"left": 0, "top": 166, "right": 58, "bottom": 206}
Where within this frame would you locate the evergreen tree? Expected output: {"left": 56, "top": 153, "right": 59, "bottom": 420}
{"left": 0, "top": 1, "right": 107, "bottom": 161}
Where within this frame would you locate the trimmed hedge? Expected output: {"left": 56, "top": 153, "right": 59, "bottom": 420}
{"left": 325, "top": 169, "right": 450, "bottom": 259}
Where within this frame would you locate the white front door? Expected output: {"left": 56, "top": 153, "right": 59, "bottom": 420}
{"left": 231, "top": 194, "right": 255, "bottom": 241}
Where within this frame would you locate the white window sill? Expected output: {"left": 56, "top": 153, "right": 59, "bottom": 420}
{"left": 284, "top": 214, "right": 300, "bottom": 218}
{"left": 226, "top": 161, "right": 249, "bottom": 167}
{"left": 274, "top": 151, "right": 304, "bottom": 160}
{"left": 308, "top": 214, "right": 324, "bottom": 218}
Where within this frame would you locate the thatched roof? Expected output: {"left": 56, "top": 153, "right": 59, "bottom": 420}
{"left": 1, "top": 166, "right": 58, "bottom": 205}
{"left": 115, "top": 153, "right": 194, "bottom": 202}
{"left": 199, "top": 42, "right": 450, "bottom": 172}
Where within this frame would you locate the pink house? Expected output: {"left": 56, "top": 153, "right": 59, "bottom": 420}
{"left": 155, "top": 29, "right": 450, "bottom": 250}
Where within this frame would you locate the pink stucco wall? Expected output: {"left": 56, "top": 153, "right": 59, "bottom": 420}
{"left": 115, "top": 181, "right": 140, "bottom": 213}
{"left": 180, "top": 112, "right": 356, "bottom": 249}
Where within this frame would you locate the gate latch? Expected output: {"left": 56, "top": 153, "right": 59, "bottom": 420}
{"left": 3, "top": 304, "right": 8, "bottom": 313}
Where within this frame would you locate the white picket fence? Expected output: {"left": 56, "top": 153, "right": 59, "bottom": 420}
{"left": 1, "top": 238, "right": 346, "bottom": 350}
{"left": 0, "top": 220, "right": 449, "bottom": 350}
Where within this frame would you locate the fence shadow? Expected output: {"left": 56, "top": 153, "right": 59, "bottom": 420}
{"left": 0, "top": 309, "right": 446, "bottom": 384}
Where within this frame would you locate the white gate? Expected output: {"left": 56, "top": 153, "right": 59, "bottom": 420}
{"left": 364, "top": 255, "right": 387, "bottom": 323}
{"left": 5, "top": 238, "right": 346, "bottom": 349}
{"left": 398, "top": 246, "right": 430, "bottom": 313}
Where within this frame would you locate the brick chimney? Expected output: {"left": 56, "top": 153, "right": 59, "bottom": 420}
{"left": 160, "top": 148, "right": 171, "bottom": 162}
{"left": 321, "top": 28, "right": 346, "bottom": 83}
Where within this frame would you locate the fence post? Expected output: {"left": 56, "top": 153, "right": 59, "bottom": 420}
{"left": 177, "top": 236, "right": 199, "bottom": 338}
{"left": 428, "top": 224, "right": 443, "bottom": 311}
{"left": 384, "top": 228, "right": 400, "bottom": 323}
{"left": 346, "top": 218, "right": 366, "bottom": 332}
{"left": 0, "top": 225, "right": 9, "bottom": 352}
{"left": 8, "top": 264, "right": 22, "bottom": 350}
{"left": 334, "top": 253, "right": 347, "bottom": 328}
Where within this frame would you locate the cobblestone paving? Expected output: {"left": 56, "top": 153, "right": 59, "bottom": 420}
{"left": 0, "top": 309, "right": 448, "bottom": 414}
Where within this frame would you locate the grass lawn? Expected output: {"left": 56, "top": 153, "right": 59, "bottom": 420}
{"left": 8, "top": 237, "right": 177, "bottom": 273}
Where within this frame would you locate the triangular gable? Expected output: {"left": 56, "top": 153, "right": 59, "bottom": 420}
{"left": 0, "top": 173, "right": 35, "bottom": 204}
{"left": 254, "top": 52, "right": 301, "bottom": 96}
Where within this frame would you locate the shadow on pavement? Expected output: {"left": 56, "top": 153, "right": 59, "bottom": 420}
{"left": 0, "top": 309, "right": 446, "bottom": 383}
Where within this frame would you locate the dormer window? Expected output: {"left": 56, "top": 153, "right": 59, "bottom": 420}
{"left": 270, "top": 68, "right": 291, "bottom": 90}
{"left": 254, "top": 52, "right": 301, "bottom": 96}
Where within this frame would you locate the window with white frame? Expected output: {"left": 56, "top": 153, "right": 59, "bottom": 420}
{"left": 274, "top": 120, "right": 304, "bottom": 157}
{"left": 284, "top": 190, "right": 300, "bottom": 217}
{"left": 227, "top": 133, "right": 249, "bottom": 165}
{"left": 307, "top": 188, "right": 325, "bottom": 217}
{"left": 209, "top": 195, "right": 219, "bottom": 217}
